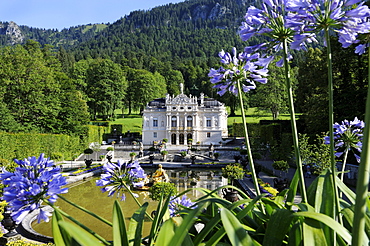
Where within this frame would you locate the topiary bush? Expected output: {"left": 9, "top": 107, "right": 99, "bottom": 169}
{"left": 149, "top": 182, "right": 177, "bottom": 201}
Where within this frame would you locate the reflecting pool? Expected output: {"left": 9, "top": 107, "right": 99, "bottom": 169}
{"left": 32, "top": 168, "right": 226, "bottom": 240}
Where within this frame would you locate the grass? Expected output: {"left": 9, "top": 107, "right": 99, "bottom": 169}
{"left": 105, "top": 108, "right": 299, "bottom": 135}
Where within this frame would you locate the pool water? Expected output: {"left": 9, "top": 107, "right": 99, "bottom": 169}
{"left": 32, "top": 168, "right": 226, "bottom": 240}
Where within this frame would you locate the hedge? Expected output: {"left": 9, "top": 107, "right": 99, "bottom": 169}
{"left": 0, "top": 132, "right": 83, "bottom": 162}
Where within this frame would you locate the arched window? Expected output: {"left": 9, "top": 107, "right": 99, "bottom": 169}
{"left": 187, "top": 116, "right": 193, "bottom": 127}
{"left": 171, "top": 134, "right": 176, "bottom": 145}
{"left": 179, "top": 134, "right": 184, "bottom": 145}
{"left": 171, "top": 116, "right": 177, "bottom": 127}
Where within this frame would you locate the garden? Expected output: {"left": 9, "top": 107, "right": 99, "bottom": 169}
{"left": 1, "top": 0, "right": 370, "bottom": 245}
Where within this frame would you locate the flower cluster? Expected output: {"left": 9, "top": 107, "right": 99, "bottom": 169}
{"left": 96, "top": 160, "right": 146, "bottom": 201}
{"left": 240, "top": 0, "right": 296, "bottom": 51}
{"left": 324, "top": 117, "right": 364, "bottom": 162}
{"left": 286, "top": 0, "right": 370, "bottom": 51}
{"left": 0, "top": 154, "right": 68, "bottom": 224}
{"left": 168, "top": 195, "right": 196, "bottom": 217}
{"left": 208, "top": 47, "right": 270, "bottom": 96}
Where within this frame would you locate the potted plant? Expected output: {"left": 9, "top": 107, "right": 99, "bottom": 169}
{"left": 161, "top": 150, "right": 168, "bottom": 161}
{"left": 221, "top": 163, "right": 245, "bottom": 202}
{"left": 180, "top": 151, "right": 187, "bottom": 158}
{"left": 214, "top": 152, "right": 220, "bottom": 160}
{"left": 272, "top": 160, "right": 290, "bottom": 179}
{"left": 129, "top": 152, "right": 137, "bottom": 161}
{"left": 106, "top": 146, "right": 114, "bottom": 151}
{"left": 222, "top": 163, "right": 245, "bottom": 186}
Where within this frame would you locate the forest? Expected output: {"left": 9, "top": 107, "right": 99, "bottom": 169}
{"left": 0, "top": 0, "right": 368, "bottom": 139}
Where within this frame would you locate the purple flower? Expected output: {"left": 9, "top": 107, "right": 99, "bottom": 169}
{"left": 286, "top": 0, "right": 370, "bottom": 51}
{"left": 324, "top": 117, "right": 364, "bottom": 163}
{"left": 239, "top": 0, "right": 297, "bottom": 64}
{"left": 0, "top": 154, "right": 68, "bottom": 224}
{"left": 96, "top": 160, "right": 147, "bottom": 199}
{"left": 168, "top": 195, "right": 196, "bottom": 217}
{"left": 208, "top": 48, "right": 270, "bottom": 96}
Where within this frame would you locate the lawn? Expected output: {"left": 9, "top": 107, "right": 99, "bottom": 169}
{"left": 108, "top": 108, "right": 298, "bottom": 135}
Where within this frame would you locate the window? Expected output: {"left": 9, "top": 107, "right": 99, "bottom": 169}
{"left": 153, "top": 132, "right": 157, "bottom": 138}
{"left": 173, "top": 107, "right": 176, "bottom": 110}
{"left": 207, "top": 132, "right": 211, "bottom": 138}
{"left": 153, "top": 118, "right": 158, "bottom": 127}
{"left": 206, "top": 118, "right": 211, "bottom": 127}
{"left": 187, "top": 116, "right": 193, "bottom": 127}
{"left": 188, "top": 107, "right": 192, "bottom": 109}
{"left": 171, "top": 116, "right": 177, "bottom": 127}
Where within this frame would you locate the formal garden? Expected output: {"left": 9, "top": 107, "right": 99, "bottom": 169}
{"left": 1, "top": 0, "right": 370, "bottom": 245}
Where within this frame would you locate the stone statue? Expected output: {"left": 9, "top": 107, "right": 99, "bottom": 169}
{"left": 180, "top": 83, "right": 184, "bottom": 94}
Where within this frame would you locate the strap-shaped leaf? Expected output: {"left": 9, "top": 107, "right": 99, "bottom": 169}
{"left": 52, "top": 209, "right": 69, "bottom": 246}
{"left": 128, "top": 202, "right": 148, "bottom": 246}
{"left": 220, "top": 208, "right": 254, "bottom": 245}
{"left": 302, "top": 218, "right": 328, "bottom": 246}
{"left": 155, "top": 218, "right": 176, "bottom": 245}
{"left": 294, "top": 211, "right": 352, "bottom": 244}
{"left": 263, "top": 209, "right": 293, "bottom": 245}
{"left": 58, "top": 220, "right": 104, "bottom": 246}
{"left": 112, "top": 200, "right": 129, "bottom": 246}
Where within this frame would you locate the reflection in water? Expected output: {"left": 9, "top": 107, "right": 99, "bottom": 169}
{"left": 32, "top": 168, "right": 226, "bottom": 240}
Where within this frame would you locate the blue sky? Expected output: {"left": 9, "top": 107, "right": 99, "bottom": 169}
{"left": 0, "top": 0, "right": 185, "bottom": 30}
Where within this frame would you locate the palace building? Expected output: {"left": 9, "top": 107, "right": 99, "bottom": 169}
{"left": 142, "top": 85, "right": 228, "bottom": 146}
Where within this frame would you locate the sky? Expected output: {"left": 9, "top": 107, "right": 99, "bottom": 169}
{"left": 0, "top": 0, "right": 185, "bottom": 30}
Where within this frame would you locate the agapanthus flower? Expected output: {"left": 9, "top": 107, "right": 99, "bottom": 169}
{"left": 168, "top": 195, "right": 197, "bottom": 217}
{"left": 208, "top": 47, "right": 270, "bottom": 96}
{"left": 286, "top": 0, "right": 370, "bottom": 50}
{"left": 324, "top": 117, "right": 364, "bottom": 163}
{"left": 96, "top": 160, "right": 146, "bottom": 200}
{"left": 239, "top": 0, "right": 298, "bottom": 64}
{"left": 0, "top": 153, "right": 68, "bottom": 224}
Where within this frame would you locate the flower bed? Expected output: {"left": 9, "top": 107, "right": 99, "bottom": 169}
{"left": 67, "top": 164, "right": 103, "bottom": 176}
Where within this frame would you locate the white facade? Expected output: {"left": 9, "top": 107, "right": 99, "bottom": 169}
{"left": 142, "top": 91, "right": 228, "bottom": 146}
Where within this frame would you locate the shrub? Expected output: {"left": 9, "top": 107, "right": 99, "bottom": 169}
{"left": 106, "top": 147, "right": 114, "bottom": 151}
{"left": 149, "top": 182, "right": 177, "bottom": 201}
{"left": 129, "top": 152, "right": 137, "bottom": 157}
{"left": 161, "top": 150, "right": 168, "bottom": 156}
{"left": 180, "top": 151, "right": 187, "bottom": 157}
{"left": 272, "top": 160, "right": 289, "bottom": 172}
{"left": 214, "top": 152, "right": 220, "bottom": 159}
{"left": 222, "top": 163, "right": 245, "bottom": 185}
{"left": 84, "top": 148, "right": 93, "bottom": 155}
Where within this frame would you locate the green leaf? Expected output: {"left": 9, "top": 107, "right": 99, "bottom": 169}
{"left": 294, "top": 211, "right": 352, "bottom": 244}
{"left": 128, "top": 202, "right": 148, "bottom": 246}
{"left": 263, "top": 209, "right": 293, "bottom": 246}
{"left": 155, "top": 218, "right": 176, "bottom": 245}
{"left": 52, "top": 210, "right": 69, "bottom": 246}
{"left": 58, "top": 221, "right": 104, "bottom": 246}
{"left": 220, "top": 208, "right": 255, "bottom": 246}
{"left": 113, "top": 200, "right": 129, "bottom": 246}
{"left": 302, "top": 218, "right": 328, "bottom": 246}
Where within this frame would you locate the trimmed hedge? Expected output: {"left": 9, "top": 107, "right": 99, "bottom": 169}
{"left": 0, "top": 132, "right": 83, "bottom": 162}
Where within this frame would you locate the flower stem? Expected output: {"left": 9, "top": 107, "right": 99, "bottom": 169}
{"left": 57, "top": 195, "right": 112, "bottom": 226}
{"left": 352, "top": 45, "right": 370, "bottom": 246}
{"left": 282, "top": 39, "right": 307, "bottom": 203}
{"left": 325, "top": 29, "right": 341, "bottom": 224}
{"left": 122, "top": 182, "right": 154, "bottom": 221}
{"left": 340, "top": 149, "right": 349, "bottom": 182}
{"left": 236, "top": 80, "right": 261, "bottom": 196}
{"left": 43, "top": 199, "right": 111, "bottom": 245}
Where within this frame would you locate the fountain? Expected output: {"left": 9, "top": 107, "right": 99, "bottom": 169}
{"left": 30, "top": 168, "right": 227, "bottom": 241}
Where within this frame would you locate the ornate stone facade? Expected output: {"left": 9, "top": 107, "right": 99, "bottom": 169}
{"left": 142, "top": 90, "right": 228, "bottom": 146}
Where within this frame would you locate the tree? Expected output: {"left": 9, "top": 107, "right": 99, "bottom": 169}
{"left": 86, "top": 58, "right": 127, "bottom": 120}
{"left": 125, "top": 68, "right": 167, "bottom": 114}
{"left": 251, "top": 61, "right": 297, "bottom": 120}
